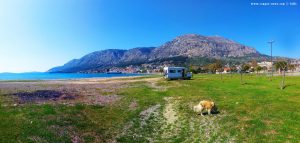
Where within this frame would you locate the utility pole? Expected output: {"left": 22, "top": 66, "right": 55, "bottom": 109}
{"left": 268, "top": 41, "right": 275, "bottom": 80}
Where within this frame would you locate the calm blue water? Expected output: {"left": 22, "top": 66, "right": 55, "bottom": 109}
{"left": 0, "top": 72, "right": 145, "bottom": 80}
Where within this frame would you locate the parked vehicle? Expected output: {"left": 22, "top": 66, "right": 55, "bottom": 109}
{"left": 163, "top": 67, "right": 192, "bottom": 80}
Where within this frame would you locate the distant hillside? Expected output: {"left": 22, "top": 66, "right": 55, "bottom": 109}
{"left": 150, "top": 34, "right": 260, "bottom": 59}
{"left": 48, "top": 34, "right": 265, "bottom": 73}
{"left": 48, "top": 48, "right": 155, "bottom": 73}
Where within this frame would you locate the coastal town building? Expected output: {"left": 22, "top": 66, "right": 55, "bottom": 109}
{"left": 223, "top": 67, "right": 231, "bottom": 73}
{"left": 291, "top": 59, "right": 300, "bottom": 72}
{"left": 258, "top": 61, "right": 272, "bottom": 69}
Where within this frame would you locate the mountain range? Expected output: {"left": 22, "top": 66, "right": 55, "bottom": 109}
{"left": 48, "top": 34, "right": 267, "bottom": 73}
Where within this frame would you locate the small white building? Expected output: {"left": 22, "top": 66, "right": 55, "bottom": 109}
{"left": 258, "top": 61, "right": 272, "bottom": 69}
{"left": 291, "top": 59, "right": 300, "bottom": 72}
{"left": 163, "top": 67, "right": 192, "bottom": 80}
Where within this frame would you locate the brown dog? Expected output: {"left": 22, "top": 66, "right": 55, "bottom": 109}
{"left": 193, "top": 100, "right": 215, "bottom": 116}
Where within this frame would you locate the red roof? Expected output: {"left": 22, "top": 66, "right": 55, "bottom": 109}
{"left": 224, "top": 67, "right": 231, "bottom": 71}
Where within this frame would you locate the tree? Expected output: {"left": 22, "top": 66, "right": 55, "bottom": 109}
{"left": 251, "top": 60, "right": 258, "bottom": 74}
{"left": 199, "top": 67, "right": 209, "bottom": 73}
{"left": 189, "top": 65, "right": 196, "bottom": 74}
{"left": 274, "top": 60, "right": 288, "bottom": 90}
{"left": 190, "top": 65, "right": 204, "bottom": 74}
{"left": 255, "top": 66, "right": 263, "bottom": 75}
{"left": 242, "top": 64, "right": 250, "bottom": 72}
{"left": 239, "top": 64, "right": 250, "bottom": 84}
{"left": 215, "top": 60, "right": 223, "bottom": 81}
{"left": 159, "top": 67, "right": 164, "bottom": 74}
{"left": 231, "top": 65, "right": 236, "bottom": 72}
{"left": 251, "top": 60, "right": 258, "bottom": 68}
{"left": 206, "top": 61, "right": 224, "bottom": 80}
{"left": 207, "top": 63, "right": 217, "bottom": 73}
{"left": 288, "top": 64, "right": 296, "bottom": 72}
{"left": 262, "top": 66, "right": 268, "bottom": 73}
{"left": 228, "top": 65, "right": 237, "bottom": 77}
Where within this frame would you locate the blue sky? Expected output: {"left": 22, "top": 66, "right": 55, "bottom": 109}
{"left": 0, "top": 0, "right": 299, "bottom": 72}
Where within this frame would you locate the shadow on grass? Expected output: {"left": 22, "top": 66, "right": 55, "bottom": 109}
{"left": 166, "top": 78, "right": 195, "bottom": 81}
{"left": 12, "top": 90, "right": 75, "bottom": 103}
{"left": 197, "top": 110, "right": 221, "bottom": 116}
{"left": 241, "top": 82, "right": 256, "bottom": 85}
{"left": 283, "top": 84, "right": 296, "bottom": 89}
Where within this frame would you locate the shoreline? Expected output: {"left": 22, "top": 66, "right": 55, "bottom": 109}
{"left": 0, "top": 73, "right": 159, "bottom": 82}
{"left": 0, "top": 75, "right": 161, "bottom": 85}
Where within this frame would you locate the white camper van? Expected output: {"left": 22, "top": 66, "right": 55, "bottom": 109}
{"left": 163, "top": 67, "right": 192, "bottom": 80}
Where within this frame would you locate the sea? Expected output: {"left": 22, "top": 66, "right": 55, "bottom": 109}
{"left": 0, "top": 72, "right": 145, "bottom": 80}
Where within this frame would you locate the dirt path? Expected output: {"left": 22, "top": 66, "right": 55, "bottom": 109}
{"left": 163, "top": 97, "right": 178, "bottom": 124}
{"left": 160, "top": 98, "right": 236, "bottom": 142}
{"left": 140, "top": 104, "right": 161, "bottom": 126}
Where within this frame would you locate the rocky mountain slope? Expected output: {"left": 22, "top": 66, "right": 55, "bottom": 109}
{"left": 48, "top": 34, "right": 261, "bottom": 73}
{"left": 150, "top": 34, "right": 259, "bottom": 59}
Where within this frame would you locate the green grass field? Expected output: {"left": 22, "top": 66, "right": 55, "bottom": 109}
{"left": 0, "top": 74, "right": 300, "bottom": 143}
